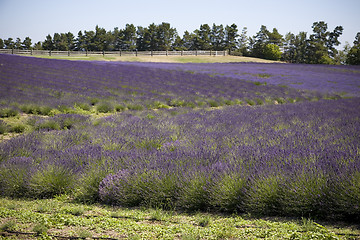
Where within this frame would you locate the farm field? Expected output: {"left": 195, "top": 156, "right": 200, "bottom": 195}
{"left": 0, "top": 54, "right": 360, "bottom": 239}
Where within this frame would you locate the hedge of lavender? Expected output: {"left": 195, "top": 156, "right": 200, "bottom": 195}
{"left": 0, "top": 54, "right": 340, "bottom": 114}
{"left": 1, "top": 54, "right": 360, "bottom": 221}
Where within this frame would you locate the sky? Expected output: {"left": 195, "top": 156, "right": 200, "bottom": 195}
{"left": 0, "top": 0, "right": 359, "bottom": 48}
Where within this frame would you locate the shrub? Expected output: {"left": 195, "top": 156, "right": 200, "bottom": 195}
{"left": 210, "top": 174, "right": 247, "bottom": 212}
{"left": 177, "top": 173, "right": 212, "bottom": 211}
{"left": 10, "top": 123, "right": 26, "bottom": 133}
{"left": 75, "top": 165, "right": 111, "bottom": 203}
{"left": 127, "top": 104, "right": 144, "bottom": 111}
{"left": 96, "top": 102, "right": 114, "bottom": 113}
{"left": 0, "top": 157, "right": 34, "bottom": 197}
{"left": 39, "top": 106, "right": 53, "bottom": 115}
{"left": 281, "top": 171, "right": 331, "bottom": 218}
{"left": 35, "top": 119, "right": 61, "bottom": 131}
{"left": 245, "top": 175, "right": 283, "bottom": 216}
{"left": 0, "top": 108, "right": 19, "bottom": 118}
{"left": 29, "top": 164, "right": 75, "bottom": 198}
{"left": 57, "top": 105, "right": 72, "bottom": 113}
{"left": 115, "top": 104, "right": 126, "bottom": 112}
{"left": 99, "top": 170, "right": 142, "bottom": 206}
{"left": 245, "top": 99, "right": 256, "bottom": 106}
{"left": 208, "top": 100, "right": 220, "bottom": 108}
{"left": 20, "top": 104, "right": 41, "bottom": 114}
{"left": 0, "top": 120, "right": 9, "bottom": 134}
{"left": 148, "top": 101, "right": 170, "bottom": 109}
{"left": 89, "top": 97, "right": 100, "bottom": 106}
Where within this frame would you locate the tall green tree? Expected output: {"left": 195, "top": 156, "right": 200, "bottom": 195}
{"left": 22, "top": 37, "right": 32, "bottom": 50}
{"left": 182, "top": 30, "right": 197, "bottom": 50}
{"left": 210, "top": 24, "right": 225, "bottom": 50}
{"left": 307, "top": 21, "right": 343, "bottom": 64}
{"left": 172, "top": 35, "right": 185, "bottom": 50}
{"left": 346, "top": 32, "right": 360, "bottom": 65}
{"left": 33, "top": 41, "right": 42, "bottom": 50}
{"left": 42, "top": 34, "right": 53, "bottom": 50}
{"left": 250, "top": 25, "right": 270, "bottom": 58}
{"left": 237, "top": 27, "right": 249, "bottom": 55}
{"left": 156, "top": 22, "right": 177, "bottom": 50}
{"left": 76, "top": 31, "right": 86, "bottom": 51}
{"left": 15, "top": 38, "right": 22, "bottom": 49}
{"left": 4, "top": 38, "right": 14, "bottom": 49}
{"left": 195, "top": 24, "right": 212, "bottom": 50}
{"left": 65, "top": 32, "right": 75, "bottom": 51}
{"left": 224, "top": 24, "right": 239, "bottom": 51}
{"left": 267, "top": 28, "right": 283, "bottom": 46}
{"left": 84, "top": 30, "right": 96, "bottom": 51}
{"left": 120, "top": 24, "right": 137, "bottom": 50}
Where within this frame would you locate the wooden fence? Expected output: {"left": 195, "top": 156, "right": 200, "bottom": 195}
{"left": 0, "top": 49, "right": 228, "bottom": 57}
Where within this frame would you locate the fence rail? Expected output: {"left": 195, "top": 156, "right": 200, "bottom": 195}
{"left": 0, "top": 49, "right": 228, "bottom": 57}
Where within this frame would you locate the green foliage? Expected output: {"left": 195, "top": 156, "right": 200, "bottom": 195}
{"left": 0, "top": 120, "right": 9, "bottom": 134}
{"left": 74, "top": 102, "right": 91, "bottom": 111}
{"left": 245, "top": 175, "right": 283, "bottom": 216}
{"left": 178, "top": 174, "right": 211, "bottom": 211}
{"left": 75, "top": 165, "right": 111, "bottom": 203}
{"left": 196, "top": 214, "right": 211, "bottom": 227}
{"left": 0, "top": 164, "right": 31, "bottom": 197}
{"left": 208, "top": 99, "right": 220, "bottom": 107}
{"left": 210, "top": 174, "right": 247, "bottom": 212}
{"left": 0, "top": 108, "right": 18, "bottom": 118}
{"left": 9, "top": 123, "right": 26, "bottom": 133}
{"left": 0, "top": 220, "right": 16, "bottom": 231}
{"left": 263, "top": 44, "right": 282, "bottom": 60}
{"left": 32, "top": 223, "right": 48, "bottom": 235}
{"left": 35, "top": 120, "right": 61, "bottom": 131}
{"left": 346, "top": 44, "right": 360, "bottom": 65}
{"left": 147, "top": 101, "right": 170, "bottom": 109}
{"left": 89, "top": 97, "right": 100, "bottom": 106}
{"left": 30, "top": 165, "right": 75, "bottom": 198}
{"left": 127, "top": 103, "right": 144, "bottom": 111}
{"left": 115, "top": 104, "right": 126, "bottom": 112}
{"left": 96, "top": 102, "right": 114, "bottom": 113}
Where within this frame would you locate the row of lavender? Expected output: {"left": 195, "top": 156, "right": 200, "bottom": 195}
{"left": 1, "top": 98, "right": 359, "bottom": 220}
{"left": 119, "top": 61, "right": 360, "bottom": 97}
{"left": 0, "top": 54, "right": 339, "bottom": 114}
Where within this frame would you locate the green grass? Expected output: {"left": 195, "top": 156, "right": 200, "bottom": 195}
{"left": 31, "top": 55, "right": 279, "bottom": 63}
{"left": 0, "top": 197, "right": 358, "bottom": 239}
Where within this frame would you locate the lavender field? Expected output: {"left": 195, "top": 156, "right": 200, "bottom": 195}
{"left": 0, "top": 54, "right": 360, "bottom": 222}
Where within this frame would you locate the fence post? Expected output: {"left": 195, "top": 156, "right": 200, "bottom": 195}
{"left": 102, "top": 51, "right": 105, "bottom": 57}
{"left": 195, "top": 50, "right": 197, "bottom": 56}
{"left": 136, "top": 49, "right": 138, "bottom": 57}
{"left": 181, "top": 50, "right": 183, "bottom": 56}
{"left": 120, "top": 50, "right": 121, "bottom": 56}
{"left": 31, "top": 49, "right": 33, "bottom": 55}
{"left": 166, "top": 50, "right": 168, "bottom": 56}
{"left": 49, "top": 50, "right": 51, "bottom": 56}
{"left": 11, "top": 49, "right": 14, "bottom": 54}
{"left": 151, "top": 50, "right": 153, "bottom": 57}
{"left": 68, "top": 51, "right": 70, "bottom": 56}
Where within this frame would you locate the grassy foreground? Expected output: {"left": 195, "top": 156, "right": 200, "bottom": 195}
{"left": 1, "top": 197, "right": 359, "bottom": 240}
{"left": 32, "top": 54, "right": 279, "bottom": 63}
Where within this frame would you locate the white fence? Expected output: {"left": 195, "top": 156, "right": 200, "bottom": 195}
{"left": 0, "top": 49, "right": 228, "bottom": 57}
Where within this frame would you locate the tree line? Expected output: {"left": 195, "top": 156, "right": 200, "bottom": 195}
{"left": 0, "top": 21, "right": 359, "bottom": 65}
